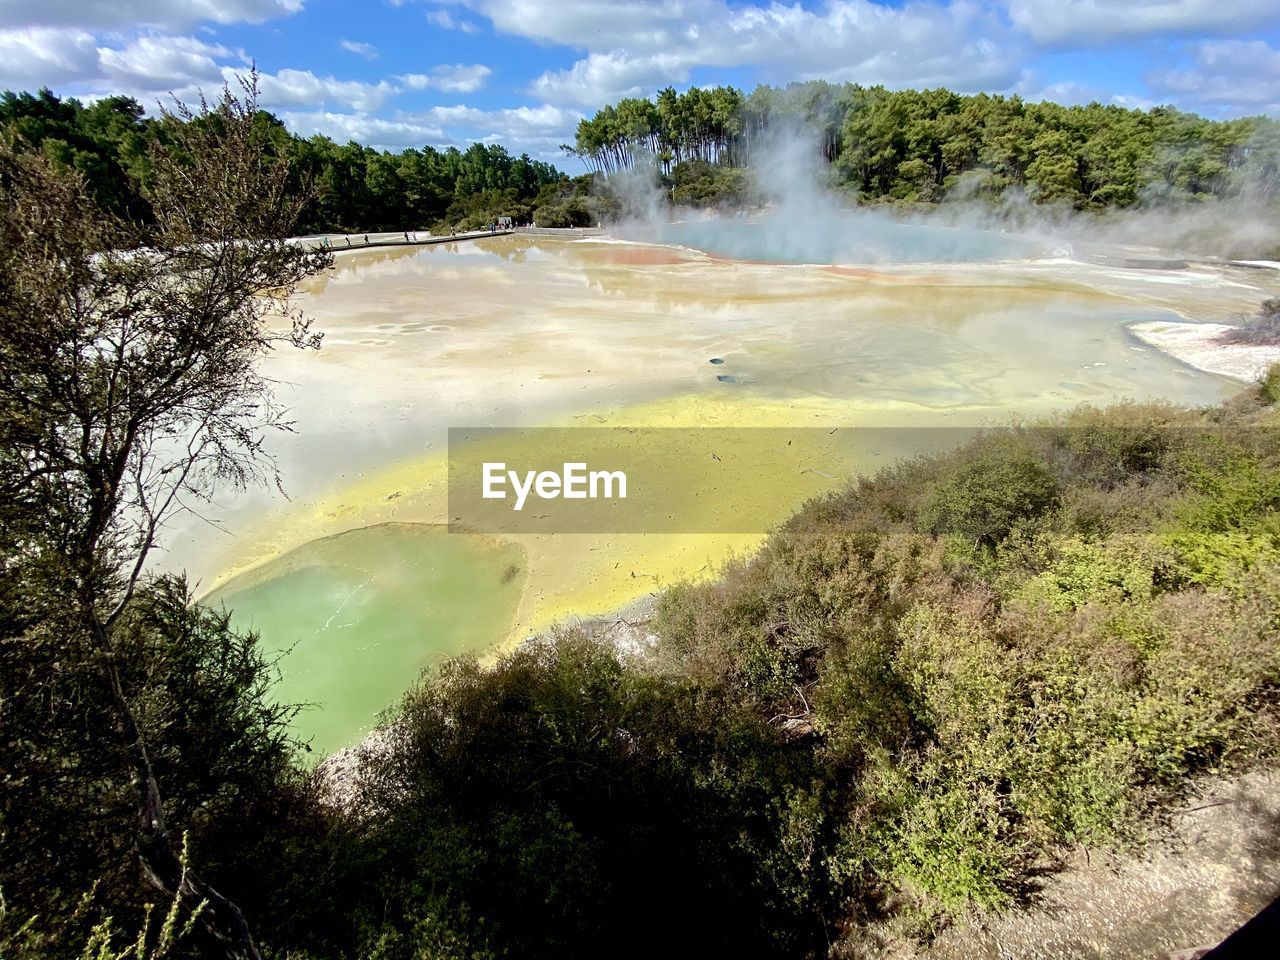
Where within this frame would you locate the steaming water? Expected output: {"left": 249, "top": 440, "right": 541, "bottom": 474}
{"left": 640, "top": 210, "right": 1050, "bottom": 264}
{"left": 168, "top": 232, "right": 1279, "bottom": 754}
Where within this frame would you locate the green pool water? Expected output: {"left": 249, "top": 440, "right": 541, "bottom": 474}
{"left": 207, "top": 523, "right": 525, "bottom": 755}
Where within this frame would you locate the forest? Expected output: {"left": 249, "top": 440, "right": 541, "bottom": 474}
{"left": 0, "top": 88, "right": 566, "bottom": 233}
{"left": 8, "top": 79, "right": 1280, "bottom": 238}
{"left": 567, "top": 82, "right": 1280, "bottom": 210}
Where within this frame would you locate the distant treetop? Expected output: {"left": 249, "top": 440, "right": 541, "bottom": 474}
{"left": 566, "top": 81, "right": 1280, "bottom": 210}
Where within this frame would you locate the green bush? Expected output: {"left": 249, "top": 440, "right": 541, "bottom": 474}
{"left": 671, "top": 159, "right": 756, "bottom": 208}
{"left": 649, "top": 398, "right": 1280, "bottom": 929}
{"left": 1259, "top": 361, "right": 1280, "bottom": 405}
{"left": 1014, "top": 535, "right": 1173, "bottom": 611}
{"left": 342, "top": 633, "right": 827, "bottom": 959}
{"left": 918, "top": 437, "right": 1058, "bottom": 547}
{"left": 0, "top": 575, "right": 312, "bottom": 956}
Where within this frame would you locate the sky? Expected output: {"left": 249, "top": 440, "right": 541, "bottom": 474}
{"left": 1, "top": 1, "right": 1278, "bottom": 169}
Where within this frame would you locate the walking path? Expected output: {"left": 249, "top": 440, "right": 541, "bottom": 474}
{"left": 295, "top": 226, "right": 602, "bottom": 252}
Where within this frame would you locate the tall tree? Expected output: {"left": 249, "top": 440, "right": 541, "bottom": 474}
{"left": 0, "top": 78, "right": 331, "bottom": 958}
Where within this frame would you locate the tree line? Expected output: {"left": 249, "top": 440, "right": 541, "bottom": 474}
{"left": 567, "top": 81, "right": 1280, "bottom": 209}
{"left": 13, "top": 81, "right": 1276, "bottom": 231}
{"left": 565, "top": 85, "right": 748, "bottom": 174}
{"left": 0, "top": 88, "right": 568, "bottom": 234}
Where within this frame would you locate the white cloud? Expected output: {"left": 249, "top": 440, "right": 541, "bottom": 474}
{"left": 98, "top": 34, "right": 231, "bottom": 90}
{"left": 324, "top": 101, "right": 583, "bottom": 159}
{"left": 415, "top": 102, "right": 584, "bottom": 140}
{"left": 245, "top": 67, "right": 397, "bottom": 112}
{"left": 506, "top": 0, "right": 1021, "bottom": 106}
{"left": 279, "top": 109, "right": 446, "bottom": 148}
{"left": 1017, "top": 78, "right": 1111, "bottom": 104}
{"left": 398, "top": 63, "right": 491, "bottom": 93}
{"left": 1146, "top": 39, "right": 1280, "bottom": 115}
{"left": 339, "top": 39, "right": 378, "bottom": 59}
{"left": 528, "top": 50, "right": 691, "bottom": 106}
{"left": 1013, "top": 74, "right": 1155, "bottom": 110}
{"left": 441, "top": 0, "right": 1280, "bottom": 113}
{"left": 1000, "top": 0, "right": 1280, "bottom": 46}
{"left": 0, "top": 0, "right": 304, "bottom": 31}
{"left": 273, "top": 82, "right": 583, "bottom": 158}
{"left": 425, "top": 8, "right": 480, "bottom": 33}
{"left": 0, "top": 29, "right": 241, "bottom": 99}
{"left": 1111, "top": 93, "right": 1159, "bottom": 111}
{"left": 462, "top": 0, "right": 695, "bottom": 49}
{"left": 0, "top": 26, "right": 98, "bottom": 88}
{"left": 0, "top": 29, "right": 400, "bottom": 116}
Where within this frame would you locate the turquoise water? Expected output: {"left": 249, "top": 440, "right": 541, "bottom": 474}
{"left": 208, "top": 524, "right": 525, "bottom": 755}
{"left": 642, "top": 211, "right": 1044, "bottom": 264}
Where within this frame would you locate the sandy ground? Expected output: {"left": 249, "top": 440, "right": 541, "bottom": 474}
{"left": 1129, "top": 321, "right": 1280, "bottom": 382}
{"left": 856, "top": 767, "right": 1280, "bottom": 960}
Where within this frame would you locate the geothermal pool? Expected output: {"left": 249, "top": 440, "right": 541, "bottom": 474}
{"left": 642, "top": 209, "right": 1052, "bottom": 263}
{"left": 171, "top": 220, "right": 1279, "bottom": 754}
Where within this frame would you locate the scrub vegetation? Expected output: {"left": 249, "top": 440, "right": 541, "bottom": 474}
{"left": 6, "top": 352, "right": 1279, "bottom": 959}
{"left": 4, "top": 78, "right": 1280, "bottom": 960}
{"left": 325, "top": 391, "right": 1280, "bottom": 960}
{"left": 651, "top": 397, "right": 1280, "bottom": 925}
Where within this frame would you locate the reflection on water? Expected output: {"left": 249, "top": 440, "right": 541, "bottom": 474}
{"left": 208, "top": 524, "right": 524, "bottom": 753}
{"left": 167, "top": 233, "right": 1280, "bottom": 754}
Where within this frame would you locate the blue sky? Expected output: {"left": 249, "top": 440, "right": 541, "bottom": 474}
{"left": 1, "top": 1, "right": 1278, "bottom": 169}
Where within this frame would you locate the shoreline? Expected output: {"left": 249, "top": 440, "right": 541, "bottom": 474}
{"left": 1128, "top": 320, "right": 1280, "bottom": 383}
{"left": 294, "top": 225, "right": 603, "bottom": 254}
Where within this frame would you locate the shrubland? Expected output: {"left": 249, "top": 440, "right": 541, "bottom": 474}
{"left": 653, "top": 394, "right": 1280, "bottom": 929}
{"left": 7, "top": 374, "right": 1279, "bottom": 959}
{"left": 258, "top": 379, "right": 1280, "bottom": 957}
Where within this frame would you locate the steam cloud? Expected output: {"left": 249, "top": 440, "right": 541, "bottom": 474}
{"left": 605, "top": 122, "right": 1280, "bottom": 266}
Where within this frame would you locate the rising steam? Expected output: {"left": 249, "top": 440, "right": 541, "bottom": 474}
{"left": 604, "top": 120, "right": 1280, "bottom": 266}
